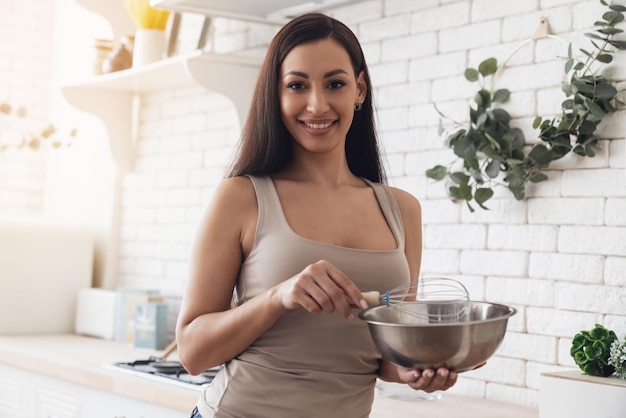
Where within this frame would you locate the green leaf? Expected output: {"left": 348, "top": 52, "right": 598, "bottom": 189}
{"left": 492, "top": 108, "right": 511, "bottom": 124}
{"left": 583, "top": 362, "right": 601, "bottom": 376}
{"left": 609, "top": 4, "right": 626, "bottom": 11}
{"left": 465, "top": 153, "right": 480, "bottom": 171}
{"left": 450, "top": 171, "right": 470, "bottom": 185}
{"left": 608, "top": 40, "right": 626, "bottom": 49}
{"left": 572, "top": 78, "right": 595, "bottom": 94}
{"left": 574, "top": 350, "right": 588, "bottom": 364}
{"left": 578, "top": 120, "right": 597, "bottom": 135}
{"left": 449, "top": 186, "right": 461, "bottom": 199}
{"left": 470, "top": 167, "right": 483, "bottom": 183}
{"left": 493, "top": 88, "right": 510, "bottom": 103}
{"left": 590, "top": 324, "right": 609, "bottom": 340}
{"left": 565, "top": 58, "right": 574, "bottom": 73}
{"left": 603, "top": 10, "right": 624, "bottom": 24}
{"left": 475, "top": 188, "right": 493, "bottom": 205}
{"left": 475, "top": 89, "right": 491, "bottom": 107}
{"left": 465, "top": 68, "right": 479, "bottom": 82}
{"left": 486, "top": 159, "right": 500, "bottom": 178}
{"left": 505, "top": 167, "right": 525, "bottom": 188}
{"left": 528, "top": 144, "right": 553, "bottom": 166}
{"left": 476, "top": 111, "right": 488, "bottom": 128}
{"left": 510, "top": 186, "right": 525, "bottom": 200}
{"left": 458, "top": 182, "right": 473, "bottom": 200}
{"left": 453, "top": 137, "right": 476, "bottom": 159}
{"left": 584, "top": 33, "right": 607, "bottom": 41}
{"left": 532, "top": 116, "right": 542, "bottom": 129}
{"left": 562, "top": 82, "right": 573, "bottom": 96}
{"left": 426, "top": 165, "right": 448, "bottom": 181}
{"left": 482, "top": 145, "right": 500, "bottom": 159}
{"left": 596, "top": 53, "right": 613, "bottom": 63}
{"left": 529, "top": 173, "right": 548, "bottom": 183}
{"left": 478, "top": 58, "right": 498, "bottom": 77}
{"left": 567, "top": 43, "right": 573, "bottom": 58}
{"left": 595, "top": 82, "right": 617, "bottom": 99}
{"left": 584, "top": 343, "right": 602, "bottom": 360}
{"left": 599, "top": 27, "right": 624, "bottom": 35}
{"left": 585, "top": 98, "right": 606, "bottom": 118}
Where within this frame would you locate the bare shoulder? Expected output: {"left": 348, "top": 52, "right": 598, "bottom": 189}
{"left": 212, "top": 176, "right": 256, "bottom": 204}
{"left": 387, "top": 186, "right": 421, "bottom": 218}
{"left": 199, "top": 176, "right": 257, "bottom": 234}
{"left": 201, "top": 176, "right": 258, "bottom": 256}
{"left": 211, "top": 177, "right": 256, "bottom": 212}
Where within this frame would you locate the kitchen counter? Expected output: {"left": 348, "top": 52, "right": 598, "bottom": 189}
{"left": 0, "top": 334, "right": 538, "bottom": 417}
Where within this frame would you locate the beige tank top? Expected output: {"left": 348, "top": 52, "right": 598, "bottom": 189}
{"left": 197, "top": 176, "right": 411, "bottom": 418}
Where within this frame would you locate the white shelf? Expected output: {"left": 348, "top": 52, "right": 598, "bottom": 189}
{"left": 64, "top": 50, "right": 260, "bottom": 95}
{"left": 150, "top": 0, "right": 366, "bottom": 23}
{"left": 62, "top": 51, "right": 261, "bottom": 170}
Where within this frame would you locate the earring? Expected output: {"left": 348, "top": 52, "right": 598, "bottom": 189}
{"left": 354, "top": 102, "right": 362, "bottom": 111}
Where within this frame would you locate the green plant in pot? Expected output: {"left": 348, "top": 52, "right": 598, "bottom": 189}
{"left": 571, "top": 323, "right": 617, "bottom": 377}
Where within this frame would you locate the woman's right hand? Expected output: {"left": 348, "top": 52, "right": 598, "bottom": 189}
{"left": 273, "top": 260, "right": 368, "bottom": 320}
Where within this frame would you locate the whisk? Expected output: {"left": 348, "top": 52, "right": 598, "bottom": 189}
{"left": 362, "top": 277, "right": 470, "bottom": 323}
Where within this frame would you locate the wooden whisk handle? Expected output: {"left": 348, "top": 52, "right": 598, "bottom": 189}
{"left": 361, "top": 291, "right": 382, "bottom": 308}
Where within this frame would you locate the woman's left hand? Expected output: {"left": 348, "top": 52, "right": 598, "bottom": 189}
{"left": 397, "top": 367, "right": 457, "bottom": 393}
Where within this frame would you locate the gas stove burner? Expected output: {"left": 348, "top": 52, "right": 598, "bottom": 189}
{"left": 112, "top": 359, "right": 219, "bottom": 387}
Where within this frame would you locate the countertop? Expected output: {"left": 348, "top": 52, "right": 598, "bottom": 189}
{"left": 0, "top": 334, "right": 538, "bottom": 417}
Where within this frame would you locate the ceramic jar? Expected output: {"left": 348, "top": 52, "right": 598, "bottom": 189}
{"left": 93, "top": 39, "right": 114, "bottom": 75}
{"left": 132, "top": 29, "right": 166, "bottom": 67}
{"left": 101, "top": 42, "right": 133, "bottom": 74}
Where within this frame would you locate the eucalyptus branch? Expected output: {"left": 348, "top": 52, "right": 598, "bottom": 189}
{"left": 426, "top": 0, "right": 626, "bottom": 212}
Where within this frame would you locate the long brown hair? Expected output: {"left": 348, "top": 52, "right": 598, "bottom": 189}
{"left": 226, "top": 12, "right": 386, "bottom": 183}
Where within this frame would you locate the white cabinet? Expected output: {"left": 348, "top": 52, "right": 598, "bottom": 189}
{"left": 0, "top": 364, "right": 31, "bottom": 418}
{"left": 0, "top": 363, "right": 189, "bottom": 418}
{"left": 540, "top": 370, "right": 626, "bottom": 418}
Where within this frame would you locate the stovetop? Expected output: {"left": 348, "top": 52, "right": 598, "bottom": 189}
{"left": 109, "top": 359, "right": 219, "bottom": 389}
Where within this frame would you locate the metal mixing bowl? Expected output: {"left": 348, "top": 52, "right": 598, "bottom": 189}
{"left": 358, "top": 301, "right": 516, "bottom": 372}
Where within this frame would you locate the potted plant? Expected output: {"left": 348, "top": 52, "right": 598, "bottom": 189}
{"left": 571, "top": 323, "right": 618, "bottom": 377}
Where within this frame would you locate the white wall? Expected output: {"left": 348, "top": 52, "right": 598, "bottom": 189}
{"left": 2, "top": 0, "right": 626, "bottom": 409}
{"left": 0, "top": 0, "right": 54, "bottom": 214}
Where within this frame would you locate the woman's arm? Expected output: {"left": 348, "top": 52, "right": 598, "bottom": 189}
{"left": 175, "top": 177, "right": 280, "bottom": 374}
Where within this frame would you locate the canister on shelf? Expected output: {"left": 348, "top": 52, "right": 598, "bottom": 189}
{"left": 93, "top": 39, "right": 113, "bottom": 75}
{"left": 101, "top": 41, "right": 132, "bottom": 74}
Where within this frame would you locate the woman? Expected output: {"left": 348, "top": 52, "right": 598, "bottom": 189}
{"left": 177, "top": 12, "right": 457, "bottom": 418}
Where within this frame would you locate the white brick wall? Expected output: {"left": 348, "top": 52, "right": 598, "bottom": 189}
{"left": 0, "top": 0, "right": 55, "bottom": 215}
{"left": 3, "top": 0, "right": 626, "bottom": 410}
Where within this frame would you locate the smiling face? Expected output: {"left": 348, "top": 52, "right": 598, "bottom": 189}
{"left": 279, "top": 38, "right": 367, "bottom": 156}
